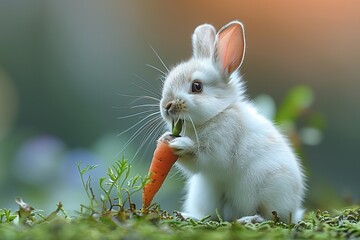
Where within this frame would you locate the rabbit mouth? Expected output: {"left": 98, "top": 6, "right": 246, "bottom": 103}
{"left": 161, "top": 108, "right": 184, "bottom": 125}
{"left": 162, "top": 99, "right": 186, "bottom": 120}
{"left": 164, "top": 111, "right": 182, "bottom": 122}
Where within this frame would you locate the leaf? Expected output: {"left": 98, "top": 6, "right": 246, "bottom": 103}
{"left": 276, "top": 85, "right": 314, "bottom": 123}
{"left": 0, "top": 209, "right": 17, "bottom": 223}
{"left": 107, "top": 168, "right": 116, "bottom": 181}
{"left": 307, "top": 112, "right": 326, "bottom": 130}
{"left": 88, "top": 165, "right": 98, "bottom": 171}
{"left": 99, "top": 177, "right": 108, "bottom": 194}
{"left": 131, "top": 175, "right": 140, "bottom": 187}
{"left": 43, "top": 202, "right": 63, "bottom": 222}
{"left": 78, "top": 164, "right": 98, "bottom": 175}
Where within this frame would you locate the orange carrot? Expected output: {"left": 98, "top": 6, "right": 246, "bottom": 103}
{"left": 142, "top": 120, "right": 182, "bottom": 209}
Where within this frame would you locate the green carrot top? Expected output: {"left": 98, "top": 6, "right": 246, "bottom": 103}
{"left": 171, "top": 120, "right": 183, "bottom": 137}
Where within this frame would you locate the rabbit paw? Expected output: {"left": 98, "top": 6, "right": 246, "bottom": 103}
{"left": 159, "top": 131, "right": 174, "bottom": 142}
{"left": 169, "top": 136, "right": 194, "bottom": 156}
{"left": 175, "top": 212, "right": 200, "bottom": 221}
{"left": 237, "top": 215, "right": 264, "bottom": 224}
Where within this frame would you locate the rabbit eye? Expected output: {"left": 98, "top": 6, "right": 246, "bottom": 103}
{"left": 191, "top": 81, "right": 203, "bottom": 93}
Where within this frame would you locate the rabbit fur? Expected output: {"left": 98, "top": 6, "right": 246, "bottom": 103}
{"left": 159, "top": 21, "right": 305, "bottom": 223}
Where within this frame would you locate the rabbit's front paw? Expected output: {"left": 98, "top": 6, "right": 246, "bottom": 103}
{"left": 237, "top": 215, "right": 264, "bottom": 224}
{"left": 159, "top": 131, "right": 174, "bottom": 142}
{"left": 169, "top": 136, "right": 194, "bottom": 156}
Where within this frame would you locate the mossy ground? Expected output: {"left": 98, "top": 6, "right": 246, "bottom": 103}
{"left": 1, "top": 205, "right": 359, "bottom": 240}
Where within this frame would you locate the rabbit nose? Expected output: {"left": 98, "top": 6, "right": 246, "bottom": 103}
{"left": 165, "top": 101, "right": 174, "bottom": 114}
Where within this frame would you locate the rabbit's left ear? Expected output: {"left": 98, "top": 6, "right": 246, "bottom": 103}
{"left": 192, "top": 24, "right": 216, "bottom": 59}
{"left": 214, "top": 21, "right": 246, "bottom": 76}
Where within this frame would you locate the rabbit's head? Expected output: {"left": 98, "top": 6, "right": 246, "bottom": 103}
{"left": 160, "top": 21, "right": 246, "bottom": 127}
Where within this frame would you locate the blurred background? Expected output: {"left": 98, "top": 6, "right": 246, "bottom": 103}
{"left": 0, "top": 0, "right": 359, "bottom": 215}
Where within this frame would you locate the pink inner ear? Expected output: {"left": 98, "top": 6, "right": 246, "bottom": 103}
{"left": 217, "top": 24, "right": 245, "bottom": 75}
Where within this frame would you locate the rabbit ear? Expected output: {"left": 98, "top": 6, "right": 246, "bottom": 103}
{"left": 192, "top": 24, "right": 216, "bottom": 59}
{"left": 214, "top": 21, "right": 246, "bottom": 76}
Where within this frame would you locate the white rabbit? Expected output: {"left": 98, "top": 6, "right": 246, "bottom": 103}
{"left": 159, "top": 21, "right": 305, "bottom": 223}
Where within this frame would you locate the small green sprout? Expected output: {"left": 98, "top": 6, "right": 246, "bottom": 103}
{"left": 0, "top": 208, "right": 17, "bottom": 223}
{"left": 77, "top": 157, "right": 148, "bottom": 220}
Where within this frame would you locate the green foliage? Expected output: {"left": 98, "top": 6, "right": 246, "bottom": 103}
{"left": 0, "top": 198, "right": 66, "bottom": 227}
{"left": 0, "top": 209, "right": 17, "bottom": 223}
{"left": 276, "top": 85, "right": 314, "bottom": 123}
{"left": 77, "top": 157, "right": 148, "bottom": 218}
{"left": 254, "top": 85, "right": 325, "bottom": 157}
{"left": 99, "top": 157, "right": 147, "bottom": 211}
{"left": 76, "top": 162, "right": 98, "bottom": 212}
{"left": 276, "top": 85, "right": 325, "bottom": 150}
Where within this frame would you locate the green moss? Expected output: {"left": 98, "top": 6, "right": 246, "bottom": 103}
{"left": 1, "top": 205, "right": 359, "bottom": 240}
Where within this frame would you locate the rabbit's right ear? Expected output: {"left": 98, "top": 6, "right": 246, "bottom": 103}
{"left": 192, "top": 24, "right": 216, "bottom": 59}
{"left": 214, "top": 21, "right": 245, "bottom": 77}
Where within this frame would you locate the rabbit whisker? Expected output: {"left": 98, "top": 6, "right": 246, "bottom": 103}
{"left": 117, "top": 114, "right": 161, "bottom": 158}
{"left": 112, "top": 104, "right": 158, "bottom": 110}
{"left": 132, "top": 74, "right": 162, "bottom": 98}
{"left": 117, "top": 93, "right": 160, "bottom": 103}
{"left": 132, "top": 82, "right": 161, "bottom": 100}
{"left": 117, "top": 109, "right": 156, "bottom": 120}
{"left": 133, "top": 73, "right": 163, "bottom": 96}
{"left": 117, "top": 111, "right": 159, "bottom": 137}
{"left": 130, "top": 104, "right": 159, "bottom": 109}
{"left": 149, "top": 44, "right": 169, "bottom": 72}
{"left": 131, "top": 116, "right": 165, "bottom": 161}
{"left": 145, "top": 63, "right": 167, "bottom": 77}
{"left": 187, "top": 114, "right": 200, "bottom": 150}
